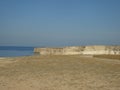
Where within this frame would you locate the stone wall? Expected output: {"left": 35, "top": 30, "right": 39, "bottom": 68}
{"left": 34, "top": 45, "right": 120, "bottom": 55}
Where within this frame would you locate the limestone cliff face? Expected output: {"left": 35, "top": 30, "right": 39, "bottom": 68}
{"left": 34, "top": 45, "right": 120, "bottom": 55}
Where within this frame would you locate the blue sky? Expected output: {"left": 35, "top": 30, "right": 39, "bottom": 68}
{"left": 0, "top": 0, "right": 120, "bottom": 47}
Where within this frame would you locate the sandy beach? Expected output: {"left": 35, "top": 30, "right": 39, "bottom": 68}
{"left": 0, "top": 55, "right": 120, "bottom": 90}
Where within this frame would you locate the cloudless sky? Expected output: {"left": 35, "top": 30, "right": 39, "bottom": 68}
{"left": 0, "top": 0, "right": 120, "bottom": 47}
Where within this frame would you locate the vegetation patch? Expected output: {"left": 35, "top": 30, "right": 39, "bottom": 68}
{"left": 93, "top": 55, "right": 120, "bottom": 60}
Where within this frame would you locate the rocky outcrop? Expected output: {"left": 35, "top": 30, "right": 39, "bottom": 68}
{"left": 34, "top": 45, "right": 120, "bottom": 55}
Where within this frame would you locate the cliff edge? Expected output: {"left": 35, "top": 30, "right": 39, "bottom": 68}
{"left": 34, "top": 45, "right": 120, "bottom": 55}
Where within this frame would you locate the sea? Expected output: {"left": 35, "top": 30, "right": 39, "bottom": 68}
{"left": 0, "top": 46, "right": 34, "bottom": 57}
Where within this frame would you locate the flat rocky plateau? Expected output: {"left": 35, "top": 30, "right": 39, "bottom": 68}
{"left": 0, "top": 55, "right": 120, "bottom": 90}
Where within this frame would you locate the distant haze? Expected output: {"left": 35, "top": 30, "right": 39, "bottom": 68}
{"left": 0, "top": 0, "right": 120, "bottom": 47}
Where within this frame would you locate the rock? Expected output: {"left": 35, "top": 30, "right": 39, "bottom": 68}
{"left": 34, "top": 45, "right": 120, "bottom": 55}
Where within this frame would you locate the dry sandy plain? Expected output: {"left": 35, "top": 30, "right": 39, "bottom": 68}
{"left": 0, "top": 55, "right": 120, "bottom": 90}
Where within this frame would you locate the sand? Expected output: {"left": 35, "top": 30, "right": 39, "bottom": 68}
{"left": 0, "top": 55, "right": 120, "bottom": 90}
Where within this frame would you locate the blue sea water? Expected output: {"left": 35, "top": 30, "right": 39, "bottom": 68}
{"left": 0, "top": 46, "right": 34, "bottom": 57}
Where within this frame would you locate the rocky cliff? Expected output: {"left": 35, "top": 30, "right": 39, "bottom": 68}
{"left": 34, "top": 45, "right": 120, "bottom": 55}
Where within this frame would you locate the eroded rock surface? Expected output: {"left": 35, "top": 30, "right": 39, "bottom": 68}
{"left": 34, "top": 45, "right": 120, "bottom": 55}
